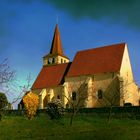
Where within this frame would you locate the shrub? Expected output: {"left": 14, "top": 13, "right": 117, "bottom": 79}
{"left": 0, "top": 92, "right": 8, "bottom": 110}
{"left": 47, "top": 99, "right": 64, "bottom": 120}
{"left": 0, "top": 92, "right": 8, "bottom": 121}
{"left": 124, "top": 103, "right": 132, "bottom": 107}
{"left": 23, "top": 92, "right": 39, "bottom": 120}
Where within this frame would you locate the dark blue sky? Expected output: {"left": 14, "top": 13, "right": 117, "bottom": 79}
{"left": 0, "top": 0, "right": 140, "bottom": 102}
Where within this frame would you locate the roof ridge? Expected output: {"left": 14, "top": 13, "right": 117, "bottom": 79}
{"left": 76, "top": 42, "right": 126, "bottom": 54}
{"left": 43, "top": 62, "right": 72, "bottom": 68}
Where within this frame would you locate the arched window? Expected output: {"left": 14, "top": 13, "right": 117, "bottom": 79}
{"left": 48, "top": 58, "right": 54, "bottom": 64}
{"left": 61, "top": 59, "right": 63, "bottom": 63}
{"left": 66, "top": 103, "right": 69, "bottom": 108}
{"left": 98, "top": 89, "right": 103, "bottom": 99}
{"left": 48, "top": 58, "right": 51, "bottom": 64}
{"left": 72, "top": 92, "right": 76, "bottom": 100}
{"left": 57, "top": 95, "right": 60, "bottom": 99}
{"left": 52, "top": 58, "right": 55, "bottom": 63}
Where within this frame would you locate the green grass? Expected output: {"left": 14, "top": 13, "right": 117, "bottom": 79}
{"left": 0, "top": 114, "right": 140, "bottom": 140}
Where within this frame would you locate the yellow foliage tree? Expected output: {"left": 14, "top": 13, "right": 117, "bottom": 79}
{"left": 23, "top": 92, "right": 39, "bottom": 120}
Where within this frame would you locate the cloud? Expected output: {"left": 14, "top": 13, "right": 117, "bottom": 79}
{"left": 44, "top": 0, "right": 140, "bottom": 29}
{"left": 2, "top": 0, "right": 140, "bottom": 29}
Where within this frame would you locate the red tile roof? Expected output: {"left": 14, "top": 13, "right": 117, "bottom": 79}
{"left": 32, "top": 63, "right": 71, "bottom": 89}
{"left": 67, "top": 43, "right": 125, "bottom": 77}
{"left": 32, "top": 43, "right": 126, "bottom": 89}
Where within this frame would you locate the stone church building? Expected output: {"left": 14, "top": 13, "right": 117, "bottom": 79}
{"left": 31, "top": 24, "right": 140, "bottom": 109}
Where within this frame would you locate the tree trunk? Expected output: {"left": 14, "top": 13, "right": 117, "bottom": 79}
{"left": 108, "top": 106, "right": 113, "bottom": 123}
{"left": 70, "top": 113, "right": 74, "bottom": 126}
{"left": 70, "top": 107, "right": 75, "bottom": 126}
{"left": 0, "top": 111, "right": 2, "bottom": 121}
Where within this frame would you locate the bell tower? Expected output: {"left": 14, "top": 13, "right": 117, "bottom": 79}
{"left": 43, "top": 24, "right": 69, "bottom": 66}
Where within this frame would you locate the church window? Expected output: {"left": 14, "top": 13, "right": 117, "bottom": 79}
{"left": 48, "top": 58, "right": 53, "bottom": 64}
{"left": 57, "top": 95, "right": 60, "bottom": 99}
{"left": 52, "top": 58, "right": 55, "bottom": 63}
{"left": 48, "top": 58, "right": 51, "bottom": 64}
{"left": 72, "top": 92, "right": 76, "bottom": 100}
{"left": 64, "top": 60, "right": 66, "bottom": 63}
{"left": 98, "top": 89, "right": 103, "bottom": 99}
{"left": 61, "top": 59, "right": 63, "bottom": 63}
{"left": 66, "top": 103, "right": 69, "bottom": 108}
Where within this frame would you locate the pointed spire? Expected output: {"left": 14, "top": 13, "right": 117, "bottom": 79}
{"left": 50, "top": 24, "right": 64, "bottom": 55}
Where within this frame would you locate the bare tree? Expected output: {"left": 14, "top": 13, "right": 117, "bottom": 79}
{"left": 92, "top": 75, "right": 135, "bottom": 122}
{"left": 0, "top": 59, "right": 15, "bottom": 106}
{"left": 62, "top": 77, "right": 90, "bottom": 125}
{"left": 0, "top": 59, "right": 32, "bottom": 110}
{"left": 11, "top": 73, "right": 32, "bottom": 105}
{"left": 0, "top": 59, "right": 15, "bottom": 119}
{"left": 63, "top": 75, "right": 135, "bottom": 124}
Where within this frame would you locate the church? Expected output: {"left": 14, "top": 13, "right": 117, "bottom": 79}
{"left": 31, "top": 24, "right": 140, "bottom": 109}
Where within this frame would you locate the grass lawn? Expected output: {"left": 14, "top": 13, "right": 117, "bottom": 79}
{"left": 0, "top": 114, "right": 140, "bottom": 140}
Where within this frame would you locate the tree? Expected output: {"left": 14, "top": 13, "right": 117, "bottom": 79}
{"left": 0, "top": 59, "right": 33, "bottom": 113}
{"left": 11, "top": 73, "right": 32, "bottom": 106}
{"left": 63, "top": 77, "right": 90, "bottom": 125}
{"left": 63, "top": 75, "right": 135, "bottom": 124}
{"left": 23, "top": 92, "right": 39, "bottom": 120}
{"left": 0, "top": 59, "right": 15, "bottom": 120}
{"left": 0, "top": 92, "right": 8, "bottom": 110}
{"left": 92, "top": 75, "right": 135, "bottom": 122}
{"left": 0, "top": 92, "right": 9, "bottom": 121}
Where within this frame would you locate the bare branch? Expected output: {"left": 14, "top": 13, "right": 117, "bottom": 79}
{"left": 11, "top": 73, "right": 32, "bottom": 105}
{"left": 0, "top": 59, "right": 15, "bottom": 85}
